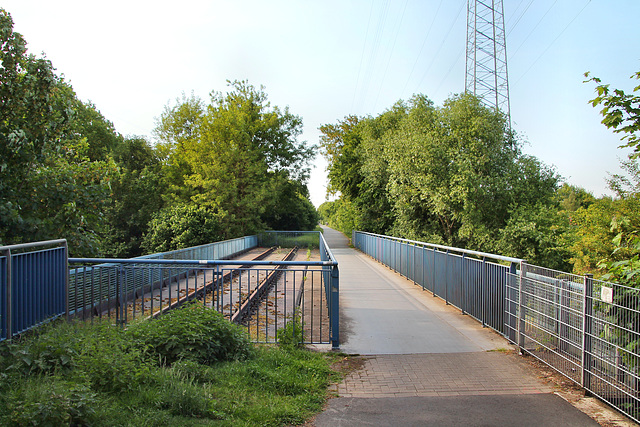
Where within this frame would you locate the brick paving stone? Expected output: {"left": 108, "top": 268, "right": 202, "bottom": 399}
{"left": 336, "top": 352, "right": 554, "bottom": 398}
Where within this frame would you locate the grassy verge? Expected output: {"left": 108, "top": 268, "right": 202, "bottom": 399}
{"left": 0, "top": 305, "right": 343, "bottom": 426}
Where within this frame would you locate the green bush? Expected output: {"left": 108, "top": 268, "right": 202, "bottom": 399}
{"left": 127, "top": 304, "right": 254, "bottom": 366}
{"left": 72, "top": 322, "right": 150, "bottom": 394}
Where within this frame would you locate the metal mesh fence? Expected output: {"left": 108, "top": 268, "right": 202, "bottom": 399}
{"left": 506, "top": 264, "right": 640, "bottom": 423}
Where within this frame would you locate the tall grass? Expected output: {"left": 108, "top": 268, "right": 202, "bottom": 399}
{"left": 0, "top": 304, "right": 341, "bottom": 426}
{"left": 258, "top": 232, "right": 320, "bottom": 249}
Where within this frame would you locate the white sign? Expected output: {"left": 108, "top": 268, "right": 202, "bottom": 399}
{"left": 601, "top": 286, "right": 614, "bottom": 304}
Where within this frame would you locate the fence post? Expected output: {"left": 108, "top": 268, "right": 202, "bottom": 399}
{"left": 432, "top": 248, "right": 436, "bottom": 297}
{"left": 581, "top": 273, "right": 593, "bottom": 390}
{"left": 330, "top": 264, "right": 340, "bottom": 350}
{"left": 559, "top": 280, "right": 570, "bottom": 354}
{"left": 63, "top": 241, "right": 70, "bottom": 322}
{"left": 518, "top": 261, "right": 527, "bottom": 352}
{"left": 481, "top": 256, "right": 487, "bottom": 327}
{"left": 421, "top": 245, "right": 426, "bottom": 291}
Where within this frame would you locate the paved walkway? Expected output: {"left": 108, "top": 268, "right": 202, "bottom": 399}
{"left": 314, "top": 226, "right": 599, "bottom": 426}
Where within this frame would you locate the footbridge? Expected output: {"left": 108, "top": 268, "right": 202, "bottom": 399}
{"left": 1, "top": 227, "right": 637, "bottom": 424}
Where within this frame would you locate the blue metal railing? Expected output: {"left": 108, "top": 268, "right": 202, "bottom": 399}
{"left": 319, "top": 231, "right": 339, "bottom": 348}
{"left": 352, "top": 230, "right": 523, "bottom": 335}
{"left": 69, "top": 231, "right": 340, "bottom": 349}
{"left": 0, "top": 240, "right": 68, "bottom": 341}
{"left": 68, "top": 236, "right": 259, "bottom": 320}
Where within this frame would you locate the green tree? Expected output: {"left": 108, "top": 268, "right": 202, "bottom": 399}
{"left": 320, "top": 92, "right": 561, "bottom": 266}
{"left": 102, "top": 137, "right": 166, "bottom": 257}
{"left": 142, "top": 204, "right": 226, "bottom": 254}
{"left": 155, "top": 81, "right": 315, "bottom": 238}
{"left": 0, "top": 9, "right": 115, "bottom": 255}
{"left": 260, "top": 176, "right": 318, "bottom": 231}
{"left": 556, "top": 183, "right": 595, "bottom": 212}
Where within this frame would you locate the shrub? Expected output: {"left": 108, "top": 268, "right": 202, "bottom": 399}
{"left": 127, "top": 303, "right": 254, "bottom": 366}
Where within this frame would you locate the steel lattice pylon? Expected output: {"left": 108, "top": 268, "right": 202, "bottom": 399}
{"left": 465, "top": 0, "right": 510, "bottom": 126}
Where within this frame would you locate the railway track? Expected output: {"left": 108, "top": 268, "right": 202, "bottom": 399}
{"left": 230, "top": 247, "right": 298, "bottom": 323}
{"left": 150, "top": 247, "right": 278, "bottom": 318}
{"left": 107, "top": 246, "right": 328, "bottom": 343}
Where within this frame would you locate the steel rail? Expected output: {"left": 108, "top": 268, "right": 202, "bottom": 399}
{"left": 150, "top": 247, "right": 278, "bottom": 318}
{"left": 231, "top": 247, "right": 299, "bottom": 324}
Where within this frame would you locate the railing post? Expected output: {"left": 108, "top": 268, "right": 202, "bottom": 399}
{"left": 3, "top": 248, "right": 12, "bottom": 339}
{"left": 421, "top": 245, "right": 425, "bottom": 291}
{"left": 445, "top": 249, "right": 450, "bottom": 305}
{"left": 64, "top": 241, "right": 69, "bottom": 322}
{"left": 481, "top": 256, "right": 487, "bottom": 327}
{"left": 330, "top": 264, "right": 340, "bottom": 350}
{"left": 581, "top": 273, "right": 593, "bottom": 390}
{"left": 517, "top": 261, "right": 527, "bottom": 352}
{"left": 432, "top": 248, "right": 436, "bottom": 297}
{"left": 461, "top": 253, "right": 466, "bottom": 315}
{"left": 117, "top": 265, "right": 125, "bottom": 326}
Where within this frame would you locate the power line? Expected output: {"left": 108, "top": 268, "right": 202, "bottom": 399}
{"left": 352, "top": 0, "right": 376, "bottom": 112}
{"left": 506, "top": 0, "right": 535, "bottom": 36}
{"left": 515, "top": 0, "right": 591, "bottom": 84}
{"left": 401, "top": 0, "right": 444, "bottom": 98}
{"left": 373, "top": 0, "right": 409, "bottom": 112}
{"left": 414, "top": 0, "right": 466, "bottom": 96}
{"left": 357, "top": 0, "right": 391, "bottom": 113}
{"left": 434, "top": 45, "right": 464, "bottom": 99}
{"left": 509, "top": 0, "right": 559, "bottom": 61}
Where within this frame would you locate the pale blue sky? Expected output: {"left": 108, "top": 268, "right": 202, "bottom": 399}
{"left": 3, "top": 0, "right": 639, "bottom": 206}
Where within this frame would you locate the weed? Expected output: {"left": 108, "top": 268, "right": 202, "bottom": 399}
{"left": 277, "top": 310, "right": 304, "bottom": 349}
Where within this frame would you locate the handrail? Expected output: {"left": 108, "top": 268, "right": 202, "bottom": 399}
{"left": 319, "top": 232, "right": 338, "bottom": 264}
{"left": 69, "top": 258, "right": 337, "bottom": 266}
{"left": 355, "top": 231, "right": 524, "bottom": 264}
{"left": 0, "top": 239, "right": 68, "bottom": 252}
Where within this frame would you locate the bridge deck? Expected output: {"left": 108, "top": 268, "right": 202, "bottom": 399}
{"left": 315, "top": 226, "right": 601, "bottom": 426}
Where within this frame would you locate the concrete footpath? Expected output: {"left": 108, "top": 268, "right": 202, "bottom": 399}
{"left": 313, "top": 226, "right": 599, "bottom": 426}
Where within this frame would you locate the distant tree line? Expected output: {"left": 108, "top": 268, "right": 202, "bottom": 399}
{"left": 0, "top": 9, "right": 317, "bottom": 257}
{"left": 318, "top": 74, "right": 640, "bottom": 278}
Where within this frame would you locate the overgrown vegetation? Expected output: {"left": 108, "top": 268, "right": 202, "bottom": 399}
{"left": 0, "top": 304, "right": 341, "bottom": 426}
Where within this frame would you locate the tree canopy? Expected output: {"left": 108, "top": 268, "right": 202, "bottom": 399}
{"left": 319, "top": 92, "right": 564, "bottom": 268}
{"left": 0, "top": 9, "right": 318, "bottom": 256}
